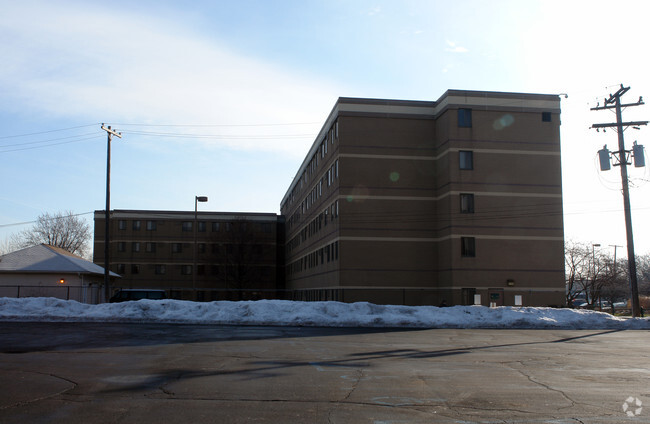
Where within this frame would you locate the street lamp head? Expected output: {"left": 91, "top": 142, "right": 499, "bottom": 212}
{"left": 593, "top": 243, "right": 601, "bottom": 247}
{"left": 196, "top": 196, "right": 208, "bottom": 202}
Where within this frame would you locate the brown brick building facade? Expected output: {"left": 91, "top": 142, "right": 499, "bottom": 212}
{"left": 94, "top": 210, "right": 284, "bottom": 301}
{"left": 280, "top": 90, "right": 565, "bottom": 306}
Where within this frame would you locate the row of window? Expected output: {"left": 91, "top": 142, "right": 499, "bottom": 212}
{"left": 287, "top": 241, "right": 339, "bottom": 276}
{"left": 287, "top": 159, "right": 339, "bottom": 232}
{"left": 457, "top": 108, "right": 553, "bottom": 128}
{"left": 117, "top": 263, "right": 186, "bottom": 275}
{"left": 284, "top": 120, "right": 339, "bottom": 210}
{"left": 117, "top": 220, "right": 272, "bottom": 233}
{"left": 116, "top": 263, "right": 273, "bottom": 276}
{"left": 303, "top": 160, "right": 339, "bottom": 214}
{"left": 116, "top": 242, "right": 266, "bottom": 255}
{"left": 287, "top": 200, "right": 339, "bottom": 255}
{"left": 284, "top": 237, "right": 474, "bottom": 271}
{"left": 117, "top": 220, "right": 158, "bottom": 231}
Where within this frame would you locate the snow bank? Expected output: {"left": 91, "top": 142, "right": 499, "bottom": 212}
{"left": 1, "top": 298, "right": 649, "bottom": 329}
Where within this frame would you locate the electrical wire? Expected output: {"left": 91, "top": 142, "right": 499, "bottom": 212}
{"left": 0, "top": 121, "right": 320, "bottom": 153}
{"left": 112, "top": 122, "right": 320, "bottom": 127}
{"left": 119, "top": 130, "right": 313, "bottom": 139}
{"left": 0, "top": 135, "right": 104, "bottom": 153}
{"left": 0, "top": 132, "right": 99, "bottom": 148}
{"left": 0, "top": 211, "right": 94, "bottom": 229}
{"left": 0, "top": 124, "right": 100, "bottom": 139}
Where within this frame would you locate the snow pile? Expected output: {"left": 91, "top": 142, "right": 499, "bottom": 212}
{"left": 1, "top": 297, "right": 649, "bottom": 329}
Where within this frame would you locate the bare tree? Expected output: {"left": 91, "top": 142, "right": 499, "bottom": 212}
{"left": 636, "top": 254, "right": 650, "bottom": 296}
{"left": 565, "top": 240, "right": 591, "bottom": 306}
{"left": 0, "top": 238, "right": 14, "bottom": 256}
{"left": 209, "top": 218, "right": 266, "bottom": 300}
{"left": 599, "top": 256, "right": 628, "bottom": 313}
{"left": 11, "top": 211, "right": 91, "bottom": 258}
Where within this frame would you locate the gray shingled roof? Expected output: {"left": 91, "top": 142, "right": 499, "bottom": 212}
{"left": 0, "top": 244, "right": 120, "bottom": 277}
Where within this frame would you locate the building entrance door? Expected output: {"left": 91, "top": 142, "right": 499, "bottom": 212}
{"left": 461, "top": 288, "right": 477, "bottom": 306}
{"left": 488, "top": 288, "right": 504, "bottom": 307}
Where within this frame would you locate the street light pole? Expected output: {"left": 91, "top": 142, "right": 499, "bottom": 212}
{"left": 592, "top": 243, "right": 600, "bottom": 306}
{"left": 193, "top": 196, "right": 208, "bottom": 299}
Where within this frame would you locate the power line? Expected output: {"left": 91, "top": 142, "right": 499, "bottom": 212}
{"left": 0, "top": 135, "right": 104, "bottom": 153}
{"left": 0, "top": 211, "right": 94, "bottom": 229}
{"left": 119, "top": 130, "right": 313, "bottom": 139}
{"left": 0, "top": 132, "right": 99, "bottom": 148}
{"left": 0, "top": 124, "right": 100, "bottom": 139}
{"left": 112, "top": 122, "right": 320, "bottom": 127}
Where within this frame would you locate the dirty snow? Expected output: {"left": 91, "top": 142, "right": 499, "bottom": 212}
{"left": 0, "top": 297, "right": 649, "bottom": 329}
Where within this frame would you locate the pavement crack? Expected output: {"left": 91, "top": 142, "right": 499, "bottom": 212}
{"left": 342, "top": 369, "right": 363, "bottom": 401}
{"left": 507, "top": 361, "right": 577, "bottom": 410}
{"left": 326, "top": 369, "right": 364, "bottom": 423}
{"left": 0, "top": 371, "right": 77, "bottom": 410}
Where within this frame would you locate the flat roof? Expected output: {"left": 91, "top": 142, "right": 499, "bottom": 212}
{"left": 94, "top": 210, "right": 280, "bottom": 222}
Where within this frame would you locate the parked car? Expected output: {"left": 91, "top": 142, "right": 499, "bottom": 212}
{"left": 109, "top": 289, "right": 167, "bottom": 303}
{"left": 571, "top": 298, "right": 587, "bottom": 308}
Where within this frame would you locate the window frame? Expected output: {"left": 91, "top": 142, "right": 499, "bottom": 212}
{"left": 458, "top": 108, "right": 473, "bottom": 128}
{"left": 461, "top": 237, "right": 476, "bottom": 257}
{"left": 459, "top": 150, "right": 474, "bottom": 170}
{"left": 460, "top": 193, "right": 475, "bottom": 214}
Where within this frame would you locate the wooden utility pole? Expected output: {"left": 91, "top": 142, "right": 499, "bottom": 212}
{"left": 591, "top": 85, "right": 647, "bottom": 317}
{"left": 101, "top": 124, "right": 122, "bottom": 302}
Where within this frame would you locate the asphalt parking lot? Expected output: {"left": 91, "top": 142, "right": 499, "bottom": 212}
{"left": 0, "top": 322, "right": 649, "bottom": 423}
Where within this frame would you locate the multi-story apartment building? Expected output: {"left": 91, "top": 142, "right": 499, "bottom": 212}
{"left": 93, "top": 210, "right": 284, "bottom": 300}
{"left": 280, "top": 90, "right": 565, "bottom": 306}
{"left": 94, "top": 90, "right": 565, "bottom": 306}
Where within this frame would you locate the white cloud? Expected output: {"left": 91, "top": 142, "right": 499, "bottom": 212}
{"left": 368, "top": 6, "right": 382, "bottom": 16}
{"left": 444, "top": 39, "right": 468, "bottom": 53}
{"left": 0, "top": 2, "right": 342, "bottom": 157}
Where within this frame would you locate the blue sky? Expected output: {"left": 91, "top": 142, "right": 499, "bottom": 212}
{"left": 1, "top": 0, "right": 650, "bottom": 256}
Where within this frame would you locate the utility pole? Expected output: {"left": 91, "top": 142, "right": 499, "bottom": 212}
{"left": 609, "top": 244, "right": 623, "bottom": 275}
{"left": 101, "top": 124, "right": 122, "bottom": 302}
{"left": 591, "top": 84, "right": 647, "bottom": 317}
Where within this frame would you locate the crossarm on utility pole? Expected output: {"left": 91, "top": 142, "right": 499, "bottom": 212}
{"left": 101, "top": 124, "right": 123, "bottom": 138}
{"left": 591, "top": 121, "right": 648, "bottom": 129}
